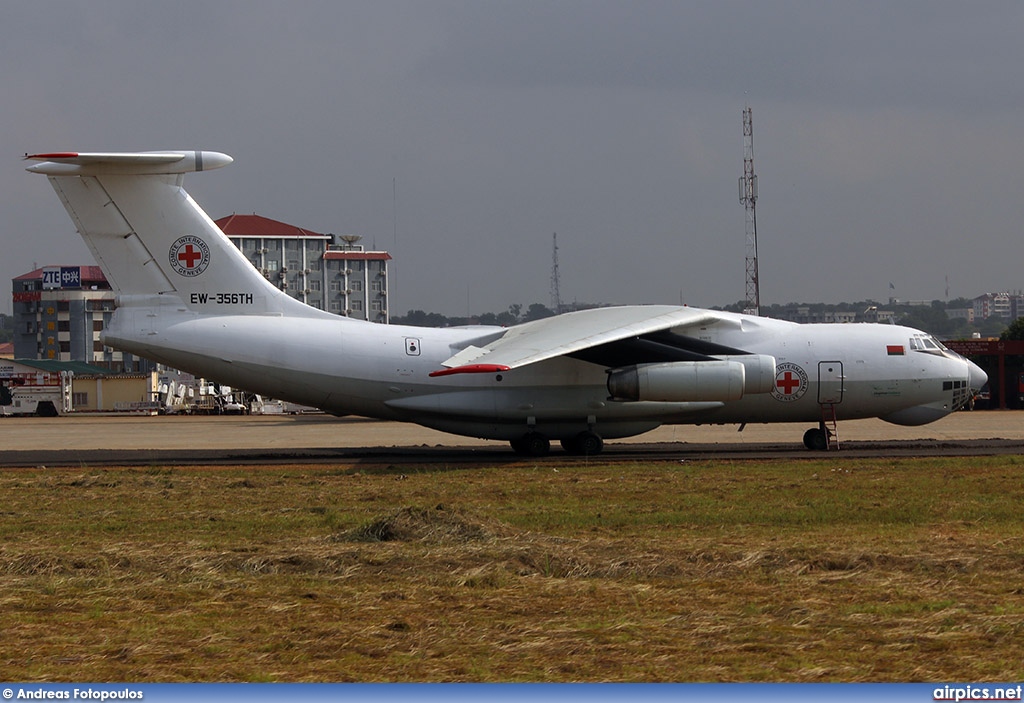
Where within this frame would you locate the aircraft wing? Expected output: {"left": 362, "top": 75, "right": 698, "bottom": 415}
{"left": 431, "top": 305, "right": 728, "bottom": 376}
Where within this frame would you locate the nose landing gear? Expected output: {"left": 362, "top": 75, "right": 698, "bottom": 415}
{"left": 804, "top": 403, "right": 840, "bottom": 451}
{"left": 802, "top": 426, "right": 830, "bottom": 451}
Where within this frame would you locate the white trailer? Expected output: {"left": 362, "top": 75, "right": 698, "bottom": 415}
{"left": 0, "top": 371, "right": 74, "bottom": 416}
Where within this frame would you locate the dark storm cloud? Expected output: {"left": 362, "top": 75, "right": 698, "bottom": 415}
{"left": 3, "top": 1, "right": 1023, "bottom": 317}
{"left": 420, "top": 1, "right": 1024, "bottom": 112}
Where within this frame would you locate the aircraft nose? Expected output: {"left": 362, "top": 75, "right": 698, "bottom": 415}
{"left": 968, "top": 358, "right": 988, "bottom": 392}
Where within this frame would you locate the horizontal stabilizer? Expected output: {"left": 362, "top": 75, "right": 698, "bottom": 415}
{"left": 25, "top": 151, "right": 232, "bottom": 176}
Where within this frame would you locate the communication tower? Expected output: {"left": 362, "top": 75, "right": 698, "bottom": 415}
{"left": 550, "top": 232, "right": 562, "bottom": 314}
{"left": 739, "top": 106, "right": 760, "bottom": 316}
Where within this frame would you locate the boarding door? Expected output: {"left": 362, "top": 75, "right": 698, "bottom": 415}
{"left": 817, "top": 361, "right": 844, "bottom": 405}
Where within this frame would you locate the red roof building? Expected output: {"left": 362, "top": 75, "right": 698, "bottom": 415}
{"left": 215, "top": 214, "right": 327, "bottom": 238}
{"left": 214, "top": 214, "right": 390, "bottom": 322}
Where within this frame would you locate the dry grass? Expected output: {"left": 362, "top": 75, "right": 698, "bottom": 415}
{"left": 1, "top": 456, "right": 1023, "bottom": 681}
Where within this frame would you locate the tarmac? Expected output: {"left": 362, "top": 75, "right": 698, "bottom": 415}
{"left": 1, "top": 408, "right": 1021, "bottom": 454}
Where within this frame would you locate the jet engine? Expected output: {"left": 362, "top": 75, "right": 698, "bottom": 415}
{"left": 606, "top": 355, "right": 775, "bottom": 402}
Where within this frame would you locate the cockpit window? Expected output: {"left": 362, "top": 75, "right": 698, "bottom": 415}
{"left": 909, "top": 335, "right": 950, "bottom": 355}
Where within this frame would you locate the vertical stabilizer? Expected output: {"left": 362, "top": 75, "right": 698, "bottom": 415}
{"left": 26, "top": 151, "right": 324, "bottom": 318}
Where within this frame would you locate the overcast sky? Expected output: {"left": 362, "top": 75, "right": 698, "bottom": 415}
{"left": 4, "top": 1, "right": 1023, "bottom": 317}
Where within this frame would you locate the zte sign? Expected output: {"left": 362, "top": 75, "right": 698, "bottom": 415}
{"left": 42, "top": 267, "right": 82, "bottom": 290}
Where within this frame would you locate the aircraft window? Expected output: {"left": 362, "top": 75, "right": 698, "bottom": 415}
{"left": 910, "top": 335, "right": 950, "bottom": 356}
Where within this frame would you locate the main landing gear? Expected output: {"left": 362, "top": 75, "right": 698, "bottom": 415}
{"left": 510, "top": 430, "right": 604, "bottom": 457}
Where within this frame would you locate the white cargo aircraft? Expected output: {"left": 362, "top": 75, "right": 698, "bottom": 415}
{"left": 26, "top": 150, "right": 987, "bottom": 455}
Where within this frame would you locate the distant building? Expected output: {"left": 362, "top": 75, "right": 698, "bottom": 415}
{"left": 215, "top": 214, "right": 391, "bottom": 322}
{"left": 0, "top": 357, "right": 157, "bottom": 414}
{"left": 772, "top": 306, "right": 891, "bottom": 324}
{"left": 946, "top": 308, "right": 975, "bottom": 324}
{"left": 859, "top": 307, "right": 897, "bottom": 324}
{"left": 972, "top": 292, "right": 1024, "bottom": 320}
{"left": 11, "top": 266, "right": 151, "bottom": 372}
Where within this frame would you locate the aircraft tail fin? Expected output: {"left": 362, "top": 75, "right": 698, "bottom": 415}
{"left": 26, "top": 151, "right": 322, "bottom": 317}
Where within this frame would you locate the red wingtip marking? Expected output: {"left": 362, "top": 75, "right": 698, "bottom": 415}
{"left": 25, "top": 152, "right": 79, "bottom": 160}
{"left": 429, "top": 364, "right": 511, "bottom": 377}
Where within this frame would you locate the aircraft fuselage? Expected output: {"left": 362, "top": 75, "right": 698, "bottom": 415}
{"left": 104, "top": 302, "right": 976, "bottom": 442}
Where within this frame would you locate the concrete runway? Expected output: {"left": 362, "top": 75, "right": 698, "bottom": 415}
{"left": 1, "top": 410, "right": 1021, "bottom": 467}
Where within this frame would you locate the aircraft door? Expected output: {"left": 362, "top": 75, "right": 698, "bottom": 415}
{"left": 817, "top": 361, "right": 844, "bottom": 404}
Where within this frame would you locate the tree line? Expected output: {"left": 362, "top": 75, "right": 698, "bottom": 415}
{"left": 393, "top": 298, "right": 1016, "bottom": 340}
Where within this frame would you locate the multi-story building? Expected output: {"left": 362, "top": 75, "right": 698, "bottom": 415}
{"left": 972, "top": 292, "right": 1024, "bottom": 320}
{"left": 11, "top": 266, "right": 151, "bottom": 371}
{"left": 215, "top": 214, "right": 391, "bottom": 322}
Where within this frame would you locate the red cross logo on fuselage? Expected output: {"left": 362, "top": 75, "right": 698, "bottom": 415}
{"left": 178, "top": 244, "right": 203, "bottom": 269}
{"left": 771, "top": 362, "right": 808, "bottom": 402}
{"left": 776, "top": 371, "right": 801, "bottom": 395}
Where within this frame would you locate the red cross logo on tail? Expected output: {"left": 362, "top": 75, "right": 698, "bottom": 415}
{"left": 169, "top": 235, "right": 210, "bottom": 277}
{"left": 178, "top": 244, "right": 203, "bottom": 269}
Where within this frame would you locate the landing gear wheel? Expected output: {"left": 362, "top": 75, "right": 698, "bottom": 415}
{"left": 511, "top": 433, "right": 551, "bottom": 457}
{"left": 803, "top": 427, "right": 829, "bottom": 451}
{"left": 560, "top": 431, "right": 604, "bottom": 455}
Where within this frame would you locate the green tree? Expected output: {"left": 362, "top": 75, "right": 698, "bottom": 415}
{"left": 394, "top": 309, "right": 451, "bottom": 327}
{"left": 977, "top": 316, "right": 1008, "bottom": 338}
{"left": 522, "top": 303, "right": 555, "bottom": 322}
{"left": 1000, "top": 316, "right": 1024, "bottom": 341}
{"left": 898, "top": 304, "right": 955, "bottom": 337}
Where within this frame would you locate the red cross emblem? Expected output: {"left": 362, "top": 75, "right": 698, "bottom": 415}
{"left": 169, "top": 235, "right": 210, "bottom": 277}
{"left": 771, "top": 363, "right": 808, "bottom": 402}
{"left": 177, "top": 244, "right": 203, "bottom": 269}
{"left": 776, "top": 371, "right": 801, "bottom": 394}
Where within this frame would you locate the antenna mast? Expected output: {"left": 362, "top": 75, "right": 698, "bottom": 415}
{"left": 550, "top": 232, "right": 562, "bottom": 314}
{"left": 739, "top": 106, "right": 760, "bottom": 316}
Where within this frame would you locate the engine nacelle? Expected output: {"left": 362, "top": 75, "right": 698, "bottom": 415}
{"left": 606, "top": 355, "right": 776, "bottom": 402}
{"left": 608, "top": 360, "right": 745, "bottom": 402}
{"left": 715, "top": 354, "right": 777, "bottom": 395}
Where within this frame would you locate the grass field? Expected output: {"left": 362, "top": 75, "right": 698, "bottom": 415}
{"left": 2, "top": 456, "right": 1023, "bottom": 682}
